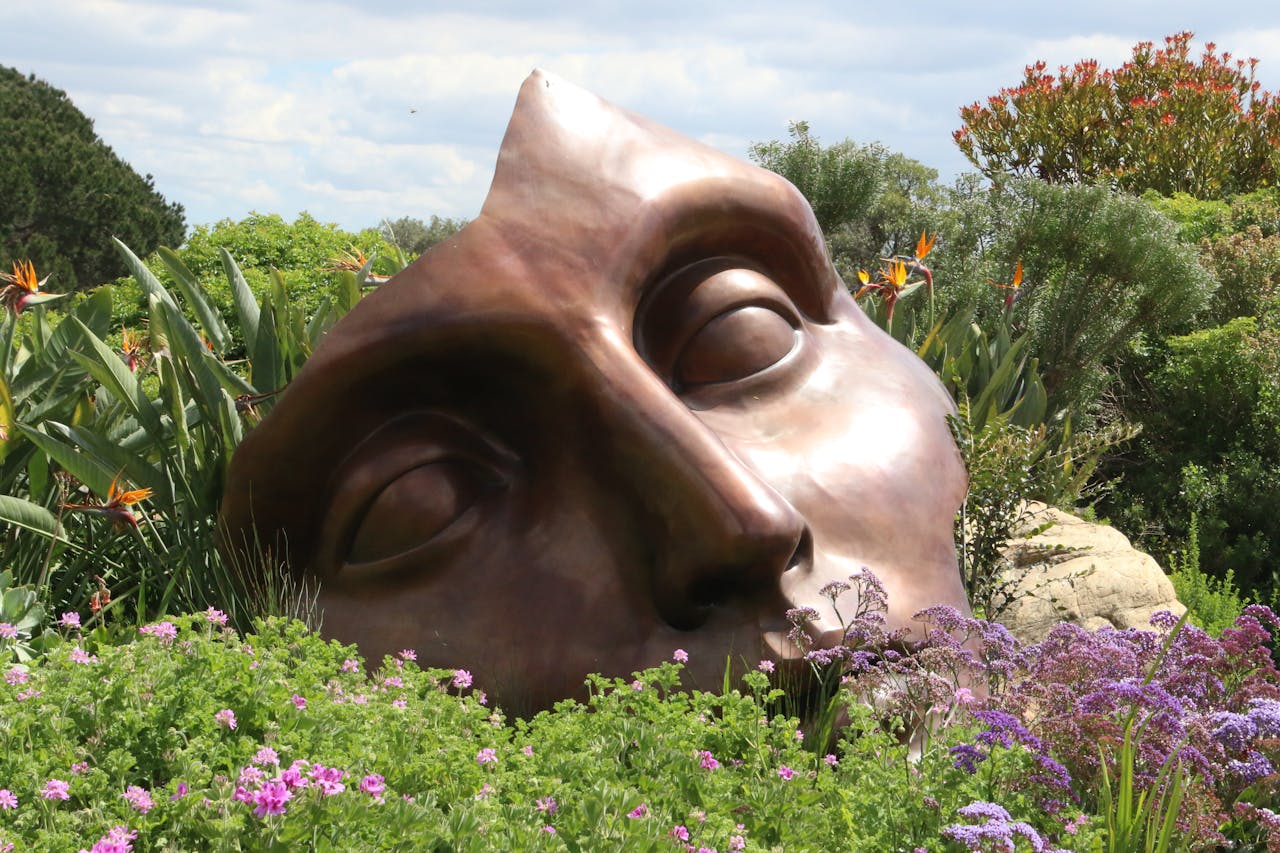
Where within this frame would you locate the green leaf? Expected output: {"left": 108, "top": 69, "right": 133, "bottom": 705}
{"left": 113, "top": 237, "right": 178, "bottom": 310}
{"left": 221, "top": 248, "right": 261, "bottom": 362}
{"left": 67, "top": 318, "right": 164, "bottom": 439}
{"left": 0, "top": 494, "right": 61, "bottom": 540}
{"left": 156, "top": 246, "right": 233, "bottom": 353}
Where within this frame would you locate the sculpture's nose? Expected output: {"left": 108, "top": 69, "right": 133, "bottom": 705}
{"left": 582, "top": 333, "right": 809, "bottom": 630}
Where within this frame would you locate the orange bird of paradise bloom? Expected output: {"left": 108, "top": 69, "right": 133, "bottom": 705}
{"left": 0, "top": 260, "right": 57, "bottom": 314}
{"left": 62, "top": 473, "right": 154, "bottom": 531}
{"left": 988, "top": 260, "right": 1024, "bottom": 308}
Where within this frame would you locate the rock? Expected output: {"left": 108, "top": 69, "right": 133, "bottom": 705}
{"left": 991, "top": 502, "right": 1185, "bottom": 644}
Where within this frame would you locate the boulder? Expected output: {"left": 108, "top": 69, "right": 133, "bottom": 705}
{"left": 992, "top": 503, "right": 1185, "bottom": 644}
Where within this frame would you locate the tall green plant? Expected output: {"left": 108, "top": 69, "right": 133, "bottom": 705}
{"left": 0, "top": 240, "right": 371, "bottom": 627}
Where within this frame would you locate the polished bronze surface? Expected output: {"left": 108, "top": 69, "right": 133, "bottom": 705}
{"left": 220, "top": 70, "right": 971, "bottom": 713}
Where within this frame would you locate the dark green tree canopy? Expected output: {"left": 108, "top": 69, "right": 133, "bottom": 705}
{"left": 0, "top": 66, "right": 186, "bottom": 291}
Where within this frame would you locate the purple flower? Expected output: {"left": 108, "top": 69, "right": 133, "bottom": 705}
{"left": 452, "top": 669, "right": 473, "bottom": 688}
{"left": 122, "top": 785, "right": 153, "bottom": 814}
{"left": 1249, "top": 698, "right": 1280, "bottom": 737}
{"left": 70, "top": 647, "right": 96, "bottom": 664}
{"left": 340, "top": 659, "right": 359, "bottom": 673}
{"left": 170, "top": 782, "right": 188, "bottom": 801}
{"left": 1211, "top": 711, "right": 1256, "bottom": 752}
{"left": 776, "top": 765, "right": 795, "bottom": 781}
{"left": 1228, "top": 750, "right": 1275, "bottom": 783}
{"left": 950, "top": 743, "right": 988, "bottom": 774}
{"left": 627, "top": 803, "right": 649, "bottom": 818}
{"left": 361, "top": 774, "right": 386, "bottom": 798}
{"left": 4, "top": 667, "right": 27, "bottom": 685}
{"left": 757, "top": 660, "right": 775, "bottom": 673}
{"left": 399, "top": 649, "right": 417, "bottom": 661}
{"left": 60, "top": 612, "right": 81, "bottom": 629}
{"left": 215, "top": 708, "right": 237, "bottom": 729}
{"left": 41, "top": 778, "right": 70, "bottom": 800}
{"left": 698, "top": 750, "right": 721, "bottom": 770}
{"left": 204, "top": 607, "right": 228, "bottom": 625}
{"left": 823, "top": 753, "right": 839, "bottom": 767}
{"left": 541, "top": 826, "right": 556, "bottom": 835}
{"left": 670, "top": 825, "right": 691, "bottom": 842}
{"left": 290, "top": 694, "right": 306, "bottom": 709}
{"left": 252, "top": 780, "right": 292, "bottom": 818}
{"left": 477, "top": 747, "right": 498, "bottom": 765}
{"left": 536, "top": 796, "right": 558, "bottom": 814}
{"left": 0, "top": 789, "right": 15, "bottom": 809}
{"left": 0, "top": 623, "right": 16, "bottom": 639}
{"left": 253, "top": 747, "right": 280, "bottom": 766}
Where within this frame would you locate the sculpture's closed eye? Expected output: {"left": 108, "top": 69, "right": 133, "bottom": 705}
{"left": 318, "top": 413, "right": 514, "bottom": 577}
{"left": 641, "top": 260, "right": 804, "bottom": 393}
{"left": 345, "top": 460, "right": 491, "bottom": 565}
{"left": 676, "top": 304, "right": 797, "bottom": 387}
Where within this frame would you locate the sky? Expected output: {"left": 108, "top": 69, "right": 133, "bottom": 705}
{"left": 7, "top": 1, "right": 1280, "bottom": 235}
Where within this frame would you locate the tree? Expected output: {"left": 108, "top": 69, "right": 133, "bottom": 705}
{"left": 749, "top": 123, "right": 944, "bottom": 276}
{"left": 954, "top": 32, "right": 1280, "bottom": 198}
{"left": 0, "top": 66, "right": 185, "bottom": 291}
{"left": 379, "top": 215, "right": 467, "bottom": 258}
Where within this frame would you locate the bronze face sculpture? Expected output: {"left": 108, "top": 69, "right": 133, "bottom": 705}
{"left": 220, "top": 70, "right": 971, "bottom": 713}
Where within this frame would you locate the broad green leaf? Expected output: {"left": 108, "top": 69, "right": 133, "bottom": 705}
{"left": 0, "top": 494, "right": 61, "bottom": 540}
{"left": 157, "top": 246, "right": 233, "bottom": 353}
{"left": 221, "top": 248, "right": 260, "bottom": 363}
{"left": 67, "top": 318, "right": 164, "bottom": 439}
{"left": 113, "top": 237, "right": 178, "bottom": 310}
{"left": 16, "top": 423, "right": 116, "bottom": 499}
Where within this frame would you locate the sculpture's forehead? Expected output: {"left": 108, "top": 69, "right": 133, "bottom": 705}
{"left": 316, "top": 69, "right": 831, "bottom": 364}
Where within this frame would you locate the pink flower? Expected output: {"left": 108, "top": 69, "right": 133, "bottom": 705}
{"left": 477, "top": 690, "right": 488, "bottom": 705}
{"left": 60, "top": 612, "right": 81, "bottom": 629}
{"left": 391, "top": 698, "right": 407, "bottom": 709}
{"left": 138, "top": 621, "right": 178, "bottom": 644}
{"left": 536, "top": 796, "right": 558, "bottom": 814}
{"left": 399, "top": 649, "right": 417, "bottom": 661}
{"left": 757, "top": 660, "right": 775, "bottom": 673}
{"left": 382, "top": 675, "right": 404, "bottom": 689}
{"left": 670, "top": 825, "right": 691, "bottom": 842}
{"left": 631, "top": 679, "right": 644, "bottom": 691}
{"left": 279, "top": 763, "right": 309, "bottom": 790}
{"left": 290, "top": 694, "right": 306, "bottom": 709}
{"left": 79, "top": 825, "right": 137, "bottom": 853}
{"left": 122, "top": 785, "right": 153, "bottom": 814}
{"left": 0, "top": 623, "right": 16, "bottom": 639}
{"left": 777, "top": 765, "right": 795, "bottom": 781}
{"left": 171, "top": 782, "right": 188, "bottom": 801}
{"left": 204, "top": 607, "right": 228, "bottom": 626}
{"left": 4, "top": 667, "right": 27, "bottom": 685}
{"left": 70, "top": 647, "right": 96, "bottom": 664}
{"left": 542, "top": 826, "right": 556, "bottom": 835}
{"left": 823, "top": 753, "right": 839, "bottom": 767}
{"left": 16, "top": 688, "right": 39, "bottom": 701}
{"left": 476, "top": 748, "right": 498, "bottom": 765}
{"left": 0, "top": 789, "right": 16, "bottom": 809}
{"left": 673, "top": 648, "right": 689, "bottom": 663}
{"left": 252, "top": 780, "right": 292, "bottom": 818}
{"left": 452, "top": 669, "right": 473, "bottom": 688}
{"left": 953, "top": 686, "right": 976, "bottom": 705}
{"left": 70, "top": 761, "right": 89, "bottom": 775}
{"left": 340, "top": 659, "right": 359, "bottom": 673}
{"left": 360, "top": 774, "right": 386, "bottom": 798}
{"left": 309, "top": 764, "right": 346, "bottom": 796}
{"left": 523, "top": 745, "right": 534, "bottom": 756}
{"left": 215, "top": 708, "right": 237, "bottom": 729}
{"left": 698, "top": 750, "right": 720, "bottom": 770}
{"left": 475, "top": 783, "right": 493, "bottom": 801}
{"left": 253, "top": 747, "right": 280, "bottom": 766}
{"left": 729, "top": 835, "right": 746, "bottom": 851}
{"left": 627, "top": 803, "right": 649, "bottom": 818}
{"left": 795, "top": 729, "right": 805, "bottom": 742}
{"left": 41, "top": 778, "right": 70, "bottom": 800}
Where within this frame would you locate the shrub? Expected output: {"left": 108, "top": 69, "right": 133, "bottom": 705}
{"left": 955, "top": 32, "right": 1280, "bottom": 198}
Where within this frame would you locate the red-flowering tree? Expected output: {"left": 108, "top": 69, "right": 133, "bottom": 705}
{"left": 954, "top": 32, "right": 1280, "bottom": 198}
